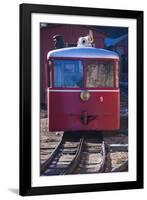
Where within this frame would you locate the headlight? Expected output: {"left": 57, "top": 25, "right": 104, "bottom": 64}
{"left": 80, "top": 90, "right": 91, "bottom": 101}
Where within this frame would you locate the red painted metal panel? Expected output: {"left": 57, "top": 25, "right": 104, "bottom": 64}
{"left": 48, "top": 90, "right": 120, "bottom": 131}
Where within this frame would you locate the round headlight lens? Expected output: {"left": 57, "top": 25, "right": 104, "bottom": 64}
{"left": 80, "top": 91, "right": 91, "bottom": 101}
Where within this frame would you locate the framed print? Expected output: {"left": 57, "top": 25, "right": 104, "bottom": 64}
{"left": 19, "top": 3, "right": 143, "bottom": 196}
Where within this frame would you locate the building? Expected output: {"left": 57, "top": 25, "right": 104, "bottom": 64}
{"left": 104, "top": 34, "right": 128, "bottom": 82}
{"left": 40, "top": 24, "right": 106, "bottom": 108}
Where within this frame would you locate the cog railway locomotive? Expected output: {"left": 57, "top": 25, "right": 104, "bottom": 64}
{"left": 47, "top": 32, "right": 120, "bottom": 132}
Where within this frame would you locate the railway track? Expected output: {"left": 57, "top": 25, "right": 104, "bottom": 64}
{"left": 41, "top": 132, "right": 106, "bottom": 175}
{"left": 41, "top": 136, "right": 84, "bottom": 175}
{"left": 40, "top": 132, "right": 128, "bottom": 175}
{"left": 73, "top": 138, "right": 106, "bottom": 174}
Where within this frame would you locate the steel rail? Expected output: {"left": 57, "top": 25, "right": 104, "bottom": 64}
{"left": 98, "top": 141, "right": 107, "bottom": 173}
{"left": 40, "top": 139, "right": 63, "bottom": 174}
{"left": 61, "top": 137, "right": 84, "bottom": 175}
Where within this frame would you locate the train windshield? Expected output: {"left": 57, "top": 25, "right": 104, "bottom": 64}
{"left": 54, "top": 60, "right": 83, "bottom": 88}
{"left": 86, "top": 61, "right": 114, "bottom": 87}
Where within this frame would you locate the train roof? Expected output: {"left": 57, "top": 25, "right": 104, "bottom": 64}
{"left": 47, "top": 47, "right": 119, "bottom": 60}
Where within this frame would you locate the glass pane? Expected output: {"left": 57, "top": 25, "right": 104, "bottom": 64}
{"left": 86, "top": 61, "right": 114, "bottom": 87}
{"left": 115, "top": 61, "right": 119, "bottom": 88}
{"left": 54, "top": 60, "right": 83, "bottom": 88}
{"left": 48, "top": 61, "right": 52, "bottom": 87}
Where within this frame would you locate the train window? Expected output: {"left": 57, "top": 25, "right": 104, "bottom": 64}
{"left": 115, "top": 61, "right": 119, "bottom": 88}
{"left": 48, "top": 60, "right": 52, "bottom": 87}
{"left": 54, "top": 60, "right": 83, "bottom": 88}
{"left": 86, "top": 61, "right": 114, "bottom": 87}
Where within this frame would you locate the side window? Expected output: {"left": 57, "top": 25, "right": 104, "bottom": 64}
{"left": 115, "top": 61, "right": 119, "bottom": 88}
{"left": 86, "top": 61, "right": 114, "bottom": 88}
{"left": 48, "top": 60, "right": 52, "bottom": 87}
{"left": 54, "top": 60, "right": 83, "bottom": 88}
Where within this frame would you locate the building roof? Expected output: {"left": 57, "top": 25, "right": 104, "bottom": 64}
{"left": 104, "top": 34, "right": 128, "bottom": 47}
{"left": 47, "top": 47, "right": 119, "bottom": 60}
{"left": 41, "top": 23, "right": 107, "bottom": 36}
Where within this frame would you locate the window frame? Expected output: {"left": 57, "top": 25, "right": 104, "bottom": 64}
{"left": 85, "top": 59, "right": 116, "bottom": 89}
{"left": 49, "top": 57, "right": 119, "bottom": 89}
{"left": 115, "top": 60, "right": 120, "bottom": 88}
{"left": 48, "top": 60, "right": 52, "bottom": 88}
{"left": 50, "top": 58, "right": 84, "bottom": 89}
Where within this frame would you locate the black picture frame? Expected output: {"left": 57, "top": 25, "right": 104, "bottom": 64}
{"left": 19, "top": 3, "right": 144, "bottom": 196}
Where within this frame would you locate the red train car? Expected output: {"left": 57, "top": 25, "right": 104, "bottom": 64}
{"left": 47, "top": 46, "right": 120, "bottom": 132}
